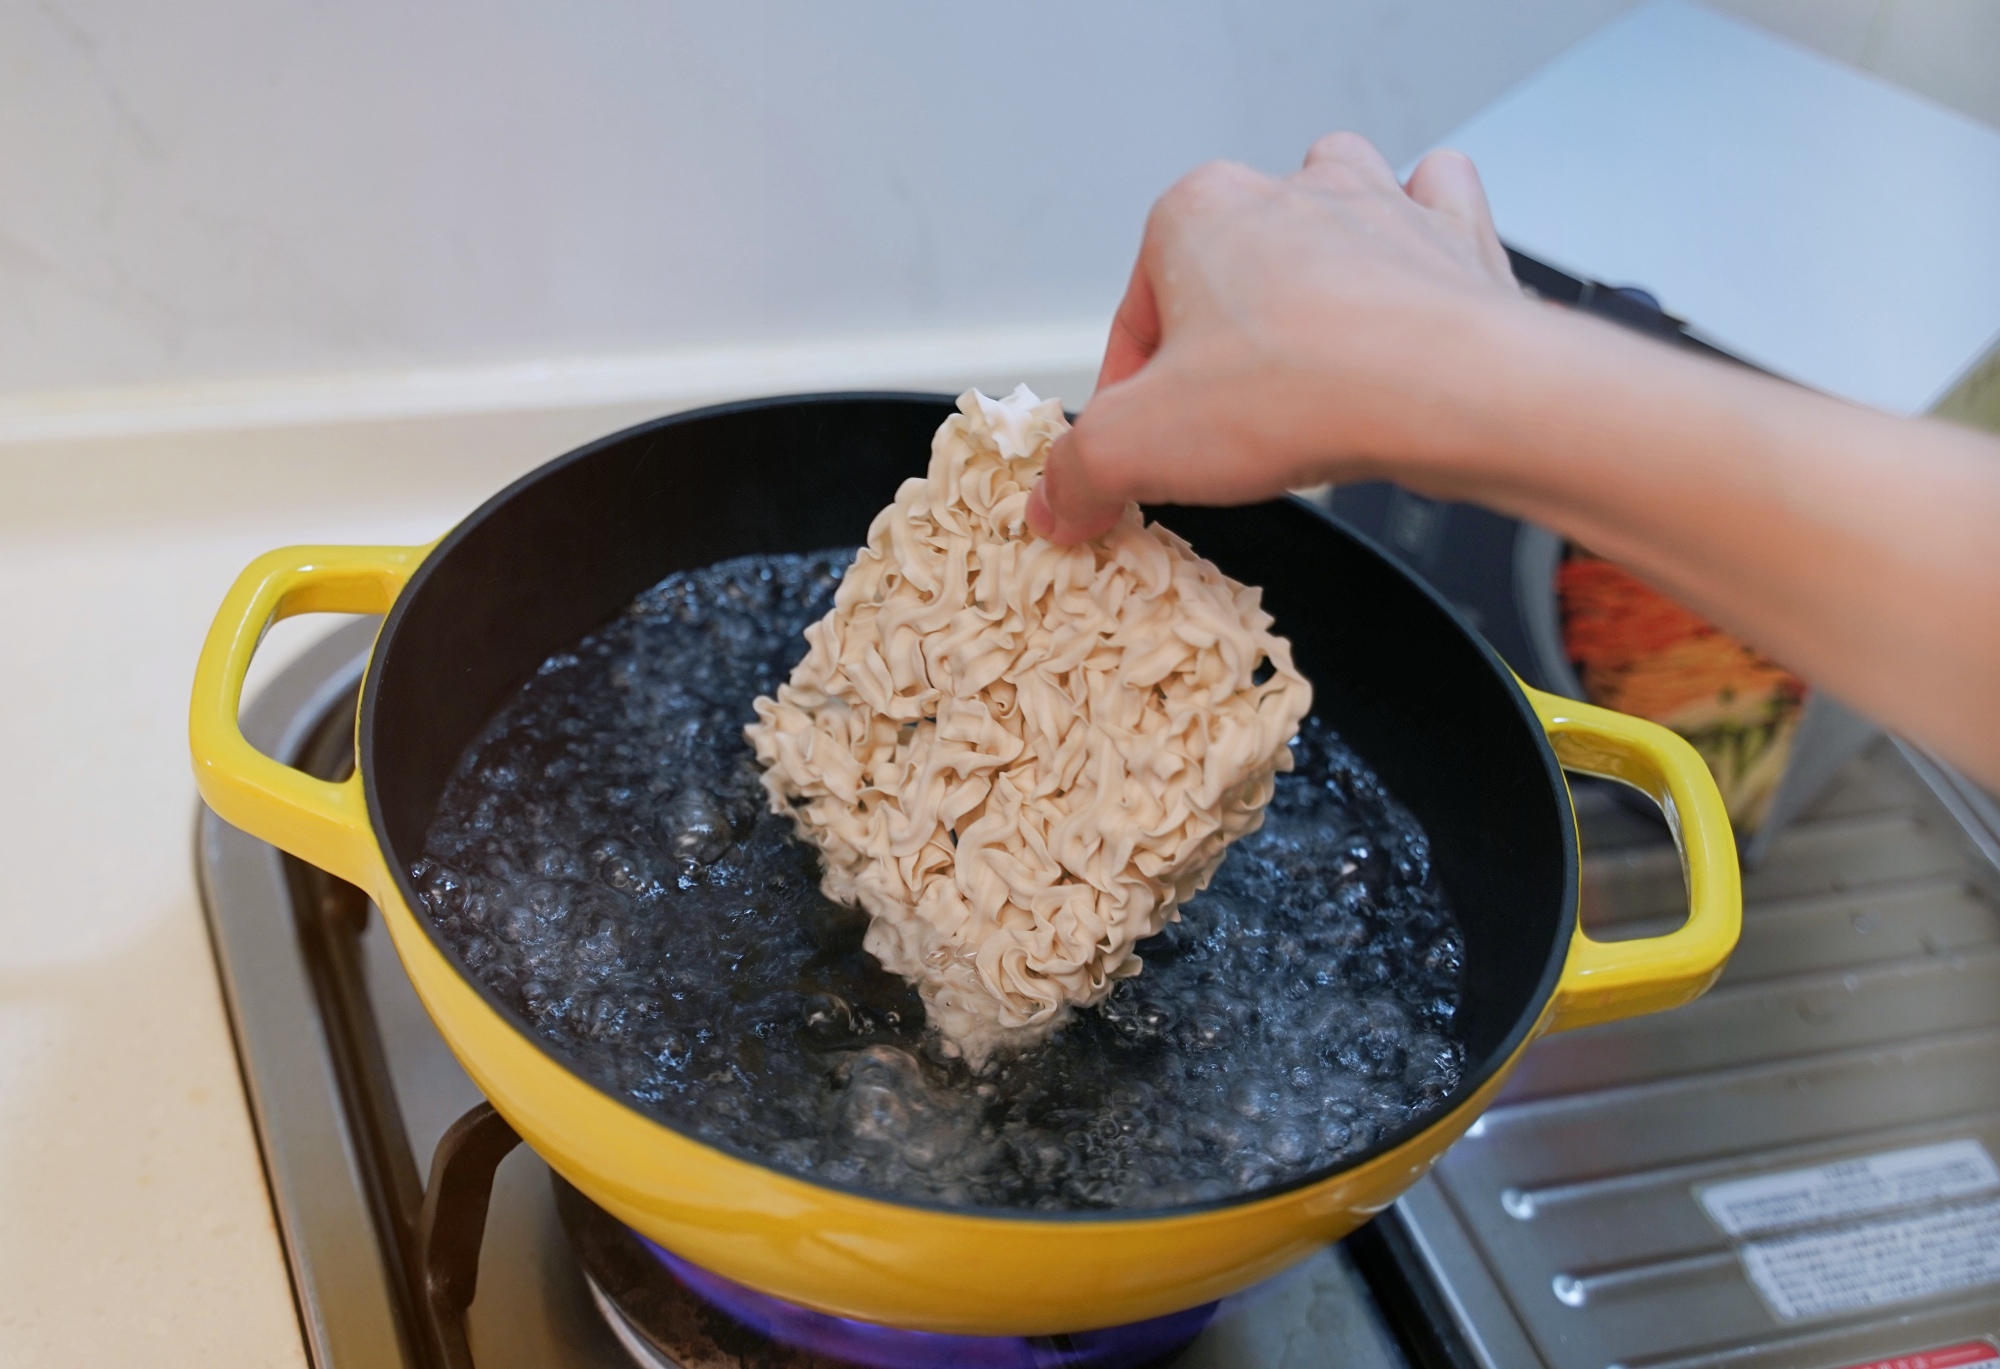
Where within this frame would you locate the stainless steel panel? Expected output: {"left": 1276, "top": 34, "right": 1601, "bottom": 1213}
{"left": 1392, "top": 741, "right": 2000, "bottom": 1369}
{"left": 197, "top": 619, "right": 408, "bottom": 1368}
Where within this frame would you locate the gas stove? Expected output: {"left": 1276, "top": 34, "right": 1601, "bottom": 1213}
{"left": 200, "top": 610, "right": 2000, "bottom": 1369}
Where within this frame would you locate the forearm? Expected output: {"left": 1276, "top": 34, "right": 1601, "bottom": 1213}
{"left": 1417, "top": 302, "right": 2000, "bottom": 787}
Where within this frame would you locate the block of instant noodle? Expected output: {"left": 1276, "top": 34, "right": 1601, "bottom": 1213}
{"left": 746, "top": 386, "right": 1312, "bottom": 1062}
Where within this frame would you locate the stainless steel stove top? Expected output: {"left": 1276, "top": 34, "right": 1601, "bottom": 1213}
{"left": 199, "top": 618, "right": 2000, "bottom": 1369}
{"left": 1376, "top": 726, "right": 2000, "bottom": 1368}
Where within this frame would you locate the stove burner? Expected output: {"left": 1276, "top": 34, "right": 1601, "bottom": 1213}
{"left": 554, "top": 1174, "right": 1214, "bottom": 1369}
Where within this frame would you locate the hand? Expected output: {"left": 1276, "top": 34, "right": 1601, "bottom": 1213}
{"left": 1021, "top": 135, "right": 2000, "bottom": 790}
{"left": 1027, "top": 132, "right": 1527, "bottom": 543}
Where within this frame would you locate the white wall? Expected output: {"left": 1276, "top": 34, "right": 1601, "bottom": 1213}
{"left": 1705, "top": 0, "right": 2000, "bottom": 131}
{"left": 4, "top": 0, "right": 1647, "bottom": 400}
{"left": 3, "top": 1, "right": 1990, "bottom": 413}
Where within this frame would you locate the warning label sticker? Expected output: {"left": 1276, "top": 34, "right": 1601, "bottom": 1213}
{"left": 1829, "top": 1340, "right": 2000, "bottom": 1369}
{"left": 1699, "top": 1139, "right": 2000, "bottom": 1238}
{"left": 1741, "top": 1196, "right": 2000, "bottom": 1321}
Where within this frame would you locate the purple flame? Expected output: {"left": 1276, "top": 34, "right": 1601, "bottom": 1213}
{"left": 639, "top": 1236, "right": 1214, "bottom": 1369}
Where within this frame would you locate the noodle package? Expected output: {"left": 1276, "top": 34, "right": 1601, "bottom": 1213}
{"left": 746, "top": 386, "right": 1312, "bottom": 1062}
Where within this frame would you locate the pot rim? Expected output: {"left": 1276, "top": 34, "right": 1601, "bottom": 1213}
{"left": 358, "top": 389, "right": 1580, "bottom": 1226}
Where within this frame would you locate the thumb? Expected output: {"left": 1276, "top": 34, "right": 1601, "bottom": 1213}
{"left": 1027, "top": 354, "right": 1214, "bottom": 544}
{"left": 1027, "top": 423, "right": 1125, "bottom": 544}
{"left": 1026, "top": 263, "right": 1168, "bottom": 543}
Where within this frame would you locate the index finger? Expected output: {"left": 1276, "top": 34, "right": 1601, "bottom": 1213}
{"left": 1296, "top": 131, "right": 1400, "bottom": 190}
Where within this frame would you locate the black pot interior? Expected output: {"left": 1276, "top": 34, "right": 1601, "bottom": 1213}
{"left": 362, "top": 393, "right": 1577, "bottom": 1185}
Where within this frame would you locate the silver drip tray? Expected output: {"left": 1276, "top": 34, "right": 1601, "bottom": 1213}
{"left": 1378, "top": 742, "right": 2000, "bottom": 1368}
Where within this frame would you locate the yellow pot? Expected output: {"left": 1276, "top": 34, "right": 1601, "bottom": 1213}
{"left": 190, "top": 395, "right": 1738, "bottom": 1336}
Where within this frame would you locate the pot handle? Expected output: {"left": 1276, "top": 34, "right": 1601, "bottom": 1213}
{"left": 190, "top": 544, "right": 430, "bottom": 894}
{"left": 1523, "top": 684, "right": 1742, "bottom": 1033}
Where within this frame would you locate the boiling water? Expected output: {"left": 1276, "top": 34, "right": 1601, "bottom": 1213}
{"left": 414, "top": 551, "right": 1466, "bottom": 1211}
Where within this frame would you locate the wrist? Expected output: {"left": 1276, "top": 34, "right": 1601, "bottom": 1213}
{"left": 1357, "top": 290, "right": 1570, "bottom": 495}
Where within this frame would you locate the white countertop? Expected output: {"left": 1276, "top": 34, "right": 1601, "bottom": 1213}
{"left": 0, "top": 402, "right": 634, "bottom": 1364}
{"left": 0, "top": 511, "right": 449, "bottom": 1365}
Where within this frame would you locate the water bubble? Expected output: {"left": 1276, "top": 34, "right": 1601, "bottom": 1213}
{"left": 524, "top": 881, "right": 569, "bottom": 922}
{"left": 1185, "top": 1008, "right": 1234, "bottom": 1051}
{"left": 530, "top": 844, "right": 581, "bottom": 881}
{"left": 837, "top": 1047, "right": 929, "bottom": 1148}
{"left": 600, "top": 853, "right": 649, "bottom": 894}
{"left": 415, "top": 861, "right": 466, "bottom": 915}
{"left": 1404, "top": 1033, "right": 1462, "bottom": 1102}
{"left": 666, "top": 787, "right": 734, "bottom": 865}
{"left": 1229, "top": 1080, "right": 1277, "bottom": 1121}
{"left": 574, "top": 994, "right": 625, "bottom": 1039}
{"left": 1268, "top": 1124, "right": 1312, "bottom": 1166}
{"left": 495, "top": 904, "right": 535, "bottom": 945}
{"left": 1423, "top": 930, "right": 1464, "bottom": 978}
{"left": 801, "top": 993, "right": 855, "bottom": 1042}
